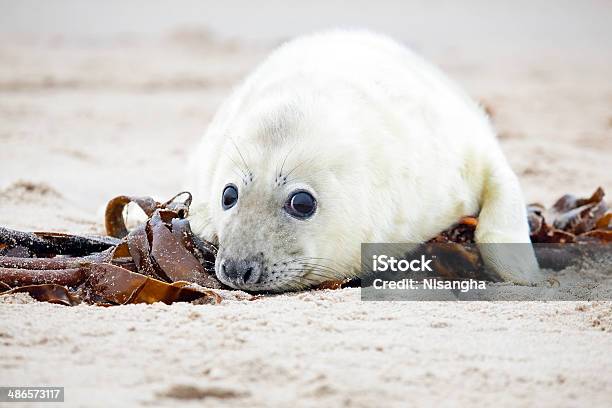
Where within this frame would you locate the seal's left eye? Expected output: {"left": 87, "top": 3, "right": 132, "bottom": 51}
{"left": 285, "top": 190, "right": 316, "bottom": 219}
{"left": 222, "top": 184, "right": 238, "bottom": 210}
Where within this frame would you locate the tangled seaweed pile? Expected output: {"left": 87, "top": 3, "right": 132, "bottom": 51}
{"left": 1, "top": 188, "right": 610, "bottom": 305}
{"left": 0, "top": 193, "right": 222, "bottom": 305}
{"left": 424, "top": 187, "right": 610, "bottom": 280}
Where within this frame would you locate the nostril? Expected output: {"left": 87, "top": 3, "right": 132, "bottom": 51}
{"left": 243, "top": 267, "right": 253, "bottom": 283}
{"left": 219, "top": 259, "right": 237, "bottom": 280}
{"left": 244, "top": 262, "right": 263, "bottom": 284}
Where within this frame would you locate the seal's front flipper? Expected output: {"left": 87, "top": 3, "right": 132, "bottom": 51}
{"left": 475, "top": 164, "right": 543, "bottom": 284}
{"left": 477, "top": 243, "right": 541, "bottom": 284}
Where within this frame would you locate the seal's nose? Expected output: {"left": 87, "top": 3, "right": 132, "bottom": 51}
{"left": 219, "top": 257, "right": 263, "bottom": 286}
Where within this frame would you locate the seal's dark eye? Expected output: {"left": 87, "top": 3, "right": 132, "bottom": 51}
{"left": 285, "top": 190, "right": 316, "bottom": 219}
{"left": 222, "top": 184, "right": 238, "bottom": 210}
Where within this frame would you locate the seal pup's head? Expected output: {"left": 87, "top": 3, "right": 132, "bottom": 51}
{"left": 190, "top": 97, "right": 386, "bottom": 292}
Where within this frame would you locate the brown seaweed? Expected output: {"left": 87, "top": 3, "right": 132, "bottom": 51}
{"left": 85, "top": 263, "right": 220, "bottom": 305}
{"left": 528, "top": 187, "right": 610, "bottom": 243}
{"left": 1, "top": 193, "right": 222, "bottom": 305}
{"left": 3, "top": 284, "right": 81, "bottom": 306}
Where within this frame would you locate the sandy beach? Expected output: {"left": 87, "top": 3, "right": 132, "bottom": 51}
{"left": 1, "top": 1, "right": 611, "bottom": 406}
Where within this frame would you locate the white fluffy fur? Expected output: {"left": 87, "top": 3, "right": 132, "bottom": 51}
{"left": 188, "top": 30, "right": 540, "bottom": 291}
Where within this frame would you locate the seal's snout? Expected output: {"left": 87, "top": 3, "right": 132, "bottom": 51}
{"left": 218, "top": 256, "right": 263, "bottom": 287}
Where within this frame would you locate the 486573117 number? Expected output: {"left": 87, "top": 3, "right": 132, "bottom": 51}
{"left": 0, "top": 387, "right": 64, "bottom": 402}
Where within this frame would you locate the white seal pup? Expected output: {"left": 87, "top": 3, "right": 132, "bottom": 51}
{"left": 187, "top": 30, "right": 540, "bottom": 292}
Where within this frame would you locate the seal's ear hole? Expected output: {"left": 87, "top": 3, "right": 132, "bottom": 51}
{"left": 284, "top": 190, "right": 316, "bottom": 219}
{"left": 222, "top": 184, "right": 239, "bottom": 210}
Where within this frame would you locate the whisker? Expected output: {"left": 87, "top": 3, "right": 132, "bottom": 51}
{"left": 290, "top": 256, "right": 353, "bottom": 272}
{"left": 231, "top": 168, "right": 247, "bottom": 184}
{"left": 285, "top": 267, "right": 342, "bottom": 282}
{"left": 284, "top": 156, "right": 315, "bottom": 179}
{"left": 277, "top": 144, "right": 297, "bottom": 179}
{"left": 285, "top": 267, "right": 336, "bottom": 277}
{"left": 294, "top": 263, "right": 341, "bottom": 275}
{"left": 283, "top": 161, "right": 332, "bottom": 185}
{"left": 204, "top": 241, "right": 218, "bottom": 251}
{"left": 229, "top": 137, "right": 252, "bottom": 178}
{"left": 222, "top": 150, "right": 248, "bottom": 181}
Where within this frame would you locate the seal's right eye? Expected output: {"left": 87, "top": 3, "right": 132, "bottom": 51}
{"left": 222, "top": 184, "right": 238, "bottom": 210}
